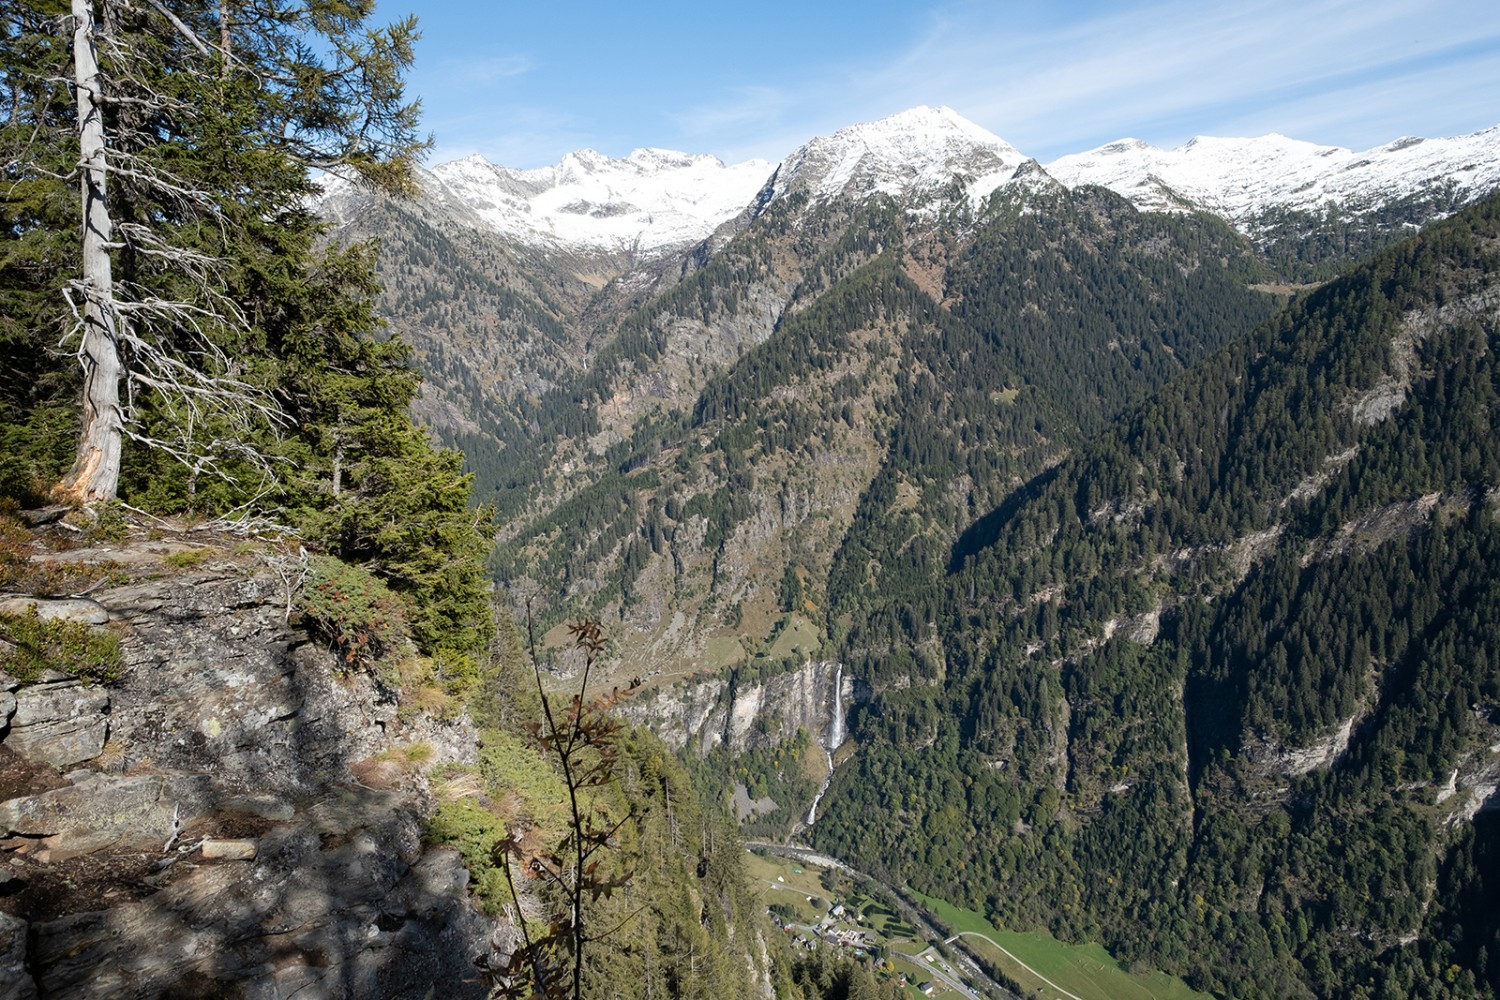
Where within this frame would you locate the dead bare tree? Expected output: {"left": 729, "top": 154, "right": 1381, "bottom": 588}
{"left": 33, "top": 1, "right": 426, "bottom": 505}
{"left": 54, "top": 0, "right": 120, "bottom": 504}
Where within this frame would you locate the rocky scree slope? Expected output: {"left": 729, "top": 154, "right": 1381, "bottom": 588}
{"left": 0, "top": 524, "right": 500, "bottom": 1000}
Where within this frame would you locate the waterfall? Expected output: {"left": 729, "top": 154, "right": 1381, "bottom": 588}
{"left": 827, "top": 662, "right": 846, "bottom": 750}
{"left": 805, "top": 663, "right": 847, "bottom": 826}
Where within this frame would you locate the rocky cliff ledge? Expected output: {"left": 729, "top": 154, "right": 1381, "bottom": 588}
{"left": 624, "top": 659, "right": 857, "bottom": 754}
{"left": 1, "top": 531, "right": 499, "bottom": 999}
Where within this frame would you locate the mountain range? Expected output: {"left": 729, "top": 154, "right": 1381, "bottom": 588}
{"left": 316, "top": 106, "right": 1500, "bottom": 667}
{"left": 323, "top": 105, "right": 1500, "bottom": 263}
{"left": 319, "top": 105, "right": 1500, "bottom": 999}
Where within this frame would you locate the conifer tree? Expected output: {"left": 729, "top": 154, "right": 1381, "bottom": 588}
{"left": 4, "top": 4, "right": 493, "bottom": 658}
{"left": 3, "top": 0, "right": 426, "bottom": 504}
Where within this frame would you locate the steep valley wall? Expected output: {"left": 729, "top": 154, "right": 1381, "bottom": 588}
{"left": 624, "top": 659, "right": 855, "bottom": 756}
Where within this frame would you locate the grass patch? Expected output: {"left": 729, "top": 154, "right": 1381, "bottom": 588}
{"left": 0, "top": 608, "right": 123, "bottom": 685}
{"left": 744, "top": 851, "right": 831, "bottom": 924}
{"left": 859, "top": 899, "right": 919, "bottom": 941}
{"left": 703, "top": 635, "right": 746, "bottom": 671}
{"left": 377, "top": 741, "right": 435, "bottom": 770}
{"left": 162, "top": 546, "right": 216, "bottom": 569}
{"left": 765, "top": 612, "right": 820, "bottom": 660}
{"left": 912, "top": 892, "right": 1210, "bottom": 1000}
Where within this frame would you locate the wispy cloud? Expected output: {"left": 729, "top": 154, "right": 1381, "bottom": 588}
{"left": 700, "top": 0, "right": 1500, "bottom": 162}
{"left": 1206, "top": 45, "right": 1500, "bottom": 148}
{"left": 408, "top": 0, "right": 1500, "bottom": 170}
{"left": 447, "top": 54, "right": 534, "bottom": 86}
{"left": 884, "top": 0, "right": 1498, "bottom": 155}
{"left": 671, "top": 86, "right": 793, "bottom": 140}
{"left": 424, "top": 105, "right": 596, "bottom": 169}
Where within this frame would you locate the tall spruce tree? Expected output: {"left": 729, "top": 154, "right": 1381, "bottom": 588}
{"left": 3, "top": 0, "right": 425, "bottom": 504}
{"left": 2, "top": 3, "right": 493, "bottom": 657}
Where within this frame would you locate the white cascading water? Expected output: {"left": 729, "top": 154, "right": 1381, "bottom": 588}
{"left": 805, "top": 663, "right": 846, "bottom": 825}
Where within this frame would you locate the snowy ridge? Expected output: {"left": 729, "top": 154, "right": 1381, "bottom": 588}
{"left": 1045, "top": 126, "right": 1500, "bottom": 222}
{"left": 768, "top": 104, "right": 1028, "bottom": 209}
{"left": 420, "top": 147, "right": 774, "bottom": 259}
{"left": 325, "top": 108, "right": 1500, "bottom": 260}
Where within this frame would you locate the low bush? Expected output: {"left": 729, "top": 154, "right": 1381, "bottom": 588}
{"left": 425, "top": 793, "right": 510, "bottom": 912}
{"left": 295, "top": 555, "right": 409, "bottom": 668}
{"left": 0, "top": 607, "right": 123, "bottom": 684}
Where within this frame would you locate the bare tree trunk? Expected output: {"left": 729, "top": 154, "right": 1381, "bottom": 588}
{"left": 55, "top": 0, "right": 123, "bottom": 505}
{"left": 218, "top": 2, "right": 232, "bottom": 77}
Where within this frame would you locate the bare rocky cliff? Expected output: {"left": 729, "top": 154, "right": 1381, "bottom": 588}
{"left": 626, "top": 659, "right": 856, "bottom": 755}
{"left": 1, "top": 536, "right": 501, "bottom": 1000}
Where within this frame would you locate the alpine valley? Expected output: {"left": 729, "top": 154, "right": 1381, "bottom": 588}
{"left": 312, "top": 104, "right": 1500, "bottom": 999}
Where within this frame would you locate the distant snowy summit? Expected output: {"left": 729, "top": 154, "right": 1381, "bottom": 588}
{"left": 337, "top": 108, "right": 1500, "bottom": 259}
{"left": 764, "top": 104, "right": 1028, "bottom": 208}
{"left": 1045, "top": 127, "right": 1500, "bottom": 222}
{"left": 421, "top": 147, "right": 774, "bottom": 260}
{"left": 390, "top": 106, "right": 1035, "bottom": 259}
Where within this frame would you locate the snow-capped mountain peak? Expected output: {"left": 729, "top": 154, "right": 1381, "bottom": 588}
{"left": 319, "top": 109, "right": 1500, "bottom": 265}
{"left": 1046, "top": 126, "right": 1500, "bottom": 221}
{"left": 415, "top": 146, "right": 774, "bottom": 260}
{"left": 769, "top": 105, "right": 1028, "bottom": 208}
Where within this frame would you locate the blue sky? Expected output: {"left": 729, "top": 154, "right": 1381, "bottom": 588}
{"left": 381, "top": 0, "right": 1500, "bottom": 169}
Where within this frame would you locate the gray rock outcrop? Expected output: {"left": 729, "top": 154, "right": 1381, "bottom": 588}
{"left": 26, "top": 793, "right": 490, "bottom": 1000}
{"left": 626, "top": 659, "right": 855, "bottom": 754}
{"left": 4, "top": 672, "right": 110, "bottom": 768}
{"left": 0, "top": 911, "right": 35, "bottom": 1000}
{"left": 0, "top": 670, "right": 17, "bottom": 734}
{"left": 1, "top": 546, "right": 498, "bottom": 999}
{"left": 0, "top": 597, "right": 109, "bottom": 624}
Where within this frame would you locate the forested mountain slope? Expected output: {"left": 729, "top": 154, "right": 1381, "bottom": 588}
{"left": 325, "top": 114, "right": 1500, "bottom": 683}
{"left": 811, "top": 191, "right": 1500, "bottom": 999}
{"left": 475, "top": 177, "right": 1285, "bottom": 677}
{"left": 306, "top": 108, "right": 1500, "bottom": 999}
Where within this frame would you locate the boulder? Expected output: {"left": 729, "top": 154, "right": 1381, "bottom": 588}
{"left": 0, "top": 597, "right": 109, "bottom": 625}
{"left": 0, "top": 911, "right": 37, "bottom": 1000}
{"left": 200, "top": 838, "right": 258, "bottom": 860}
{"left": 11, "top": 677, "right": 109, "bottom": 728}
{"left": 4, "top": 677, "right": 109, "bottom": 768}
{"left": 0, "top": 771, "right": 211, "bottom": 858}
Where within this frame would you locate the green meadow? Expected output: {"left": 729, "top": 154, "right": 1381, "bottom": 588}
{"left": 912, "top": 892, "right": 1211, "bottom": 1000}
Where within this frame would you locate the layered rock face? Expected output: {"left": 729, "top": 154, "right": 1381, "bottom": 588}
{"left": 0, "top": 543, "right": 498, "bottom": 1000}
{"left": 626, "top": 659, "right": 855, "bottom": 754}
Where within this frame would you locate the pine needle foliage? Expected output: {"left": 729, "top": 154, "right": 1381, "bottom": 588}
{"left": 1, "top": 3, "right": 492, "bottom": 657}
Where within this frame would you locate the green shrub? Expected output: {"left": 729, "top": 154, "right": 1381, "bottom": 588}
{"left": 425, "top": 795, "right": 510, "bottom": 912}
{"left": 163, "top": 547, "right": 216, "bottom": 569}
{"left": 295, "top": 554, "right": 409, "bottom": 667}
{"left": 0, "top": 608, "right": 123, "bottom": 685}
{"left": 479, "top": 729, "right": 571, "bottom": 835}
{"left": 90, "top": 501, "right": 131, "bottom": 543}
